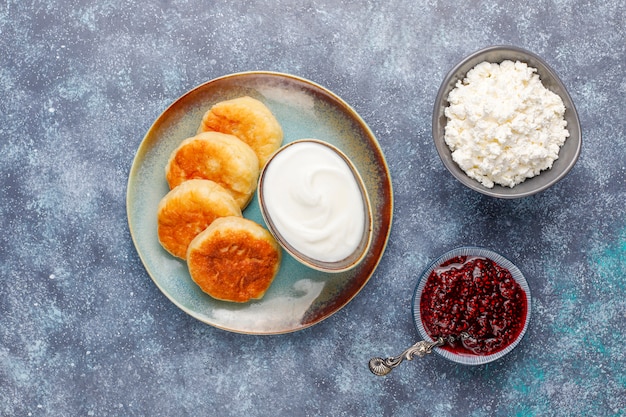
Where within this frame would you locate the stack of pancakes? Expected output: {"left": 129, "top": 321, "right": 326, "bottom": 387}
{"left": 157, "top": 96, "right": 283, "bottom": 303}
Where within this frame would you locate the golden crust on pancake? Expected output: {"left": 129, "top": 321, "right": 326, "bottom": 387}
{"left": 165, "top": 132, "right": 259, "bottom": 209}
{"left": 186, "top": 216, "right": 282, "bottom": 303}
{"left": 157, "top": 179, "right": 242, "bottom": 259}
{"left": 197, "top": 96, "right": 283, "bottom": 168}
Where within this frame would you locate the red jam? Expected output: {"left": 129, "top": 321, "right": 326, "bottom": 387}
{"left": 419, "top": 255, "right": 527, "bottom": 356}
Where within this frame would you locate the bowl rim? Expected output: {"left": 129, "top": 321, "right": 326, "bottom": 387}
{"left": 258, "top": 138, "right": 374, "bottom": 273}
{"left": 411, "top": 246, "right": 532, "bottom": 365}
{"left": 432, "top": 44, "right": 582, "bottom": 198}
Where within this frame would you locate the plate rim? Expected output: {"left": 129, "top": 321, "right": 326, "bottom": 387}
{"left": 126, "top": 71, "right": 394, "bottom": 334}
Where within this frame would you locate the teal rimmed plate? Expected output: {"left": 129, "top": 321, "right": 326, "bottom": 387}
{"left": 126, "top": 71, "right": 393, "bottom": 334}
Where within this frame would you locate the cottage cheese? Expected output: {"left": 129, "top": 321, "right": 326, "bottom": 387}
{"left": 444, "top": 60, "right": 569, "bottom": 188}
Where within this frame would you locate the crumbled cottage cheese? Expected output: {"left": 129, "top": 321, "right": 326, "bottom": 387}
{"left": 444, "top": 60, "right": 569, "bottom": 188}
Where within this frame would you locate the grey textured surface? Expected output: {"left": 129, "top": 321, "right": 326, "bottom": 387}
{"left": 1, "top": 1, "right": 625, "bottom": 416}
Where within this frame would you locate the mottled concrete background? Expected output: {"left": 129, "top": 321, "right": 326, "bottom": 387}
{"left": 1, "top": 1, "right": 625, "bottom": 416}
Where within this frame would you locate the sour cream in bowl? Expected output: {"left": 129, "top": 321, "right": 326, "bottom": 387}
{"left": 258, "top": 139, "right": 373, "bottom": 273}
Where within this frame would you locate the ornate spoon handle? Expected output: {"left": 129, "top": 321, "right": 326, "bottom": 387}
{"left": 368, "top": 333, "right": 469, "bottom": 376}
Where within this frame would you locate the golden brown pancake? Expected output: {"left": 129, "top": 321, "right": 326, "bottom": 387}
{"left": 157, "top": 179, "right": 242, "bottom": 259}
{"left": 165, "top": 131, "right": 259, "bottom": 209}
{"left": 197, "top": 96, "right": 283, "bottom": 168}
{"left": 186, "top": 216, "right": 282, "bottom": 303}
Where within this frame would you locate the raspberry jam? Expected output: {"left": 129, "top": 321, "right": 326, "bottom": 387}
{"left": 419, "top": 255, "right": 528, "bottom": 356}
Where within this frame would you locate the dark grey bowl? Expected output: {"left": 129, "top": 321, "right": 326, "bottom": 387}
{"left": 432, "top": 45, "right": 582, "bottom": 198}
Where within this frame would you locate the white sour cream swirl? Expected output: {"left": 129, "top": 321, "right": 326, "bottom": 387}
{"left": 261, "top": 140, "right": 365, "bottom": 263}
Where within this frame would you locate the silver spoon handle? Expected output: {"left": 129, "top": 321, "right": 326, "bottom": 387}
{"left": 368, "top": 338, "right": 444, "bottom": 376}
{"left": 368, "top": 333, "right": 470, "bottom": 376}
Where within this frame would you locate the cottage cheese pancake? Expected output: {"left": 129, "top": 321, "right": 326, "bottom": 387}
{"left": 157, "top": 179, "right": 242, "bottom": 259}
{"left": 197, "top": 96, "right": 283, "bottom": 168}
{"left": 165, "top": 131, "right": 259, "bottom": 209}
{"left": 187, "top": 216, "right": 282, "bottom": 303}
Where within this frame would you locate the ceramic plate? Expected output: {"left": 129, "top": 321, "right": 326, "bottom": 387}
{"left": 127, "top": 71, "right": 393, "bottom": 334}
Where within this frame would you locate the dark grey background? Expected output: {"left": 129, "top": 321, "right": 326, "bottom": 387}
{"left": 1, "top": 1, "right": 624, "bottom": 416}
